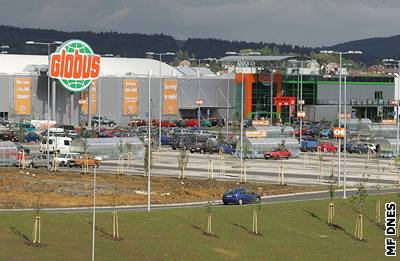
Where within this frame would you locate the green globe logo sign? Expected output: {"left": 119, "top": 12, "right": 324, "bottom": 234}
{"left": 49, "top": 39, "right": 101, "bottom": 92}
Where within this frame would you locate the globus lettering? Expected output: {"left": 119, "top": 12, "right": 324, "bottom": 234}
{"left": 50, "top": 49, "right": 100, "bottom": 80}
{"left": 49, "top": 39, "right": 101, "bottom": 92}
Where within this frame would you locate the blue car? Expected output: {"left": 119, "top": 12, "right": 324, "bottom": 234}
{"left": 222, "top": 187, "right": 260, "bottom": 205}
{"left": 24, "top": 132, "right": 40, "bottom": 142}
{"left": 213, "top": 144, "right": 236, "bottom": 155}
{"left": 161, "top": 134, "right": 170, "bottom": 145}
{"left": 319, "top": 129, "right": 332, "bottom": 138}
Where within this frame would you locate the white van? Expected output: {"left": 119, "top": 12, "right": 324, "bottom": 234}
{"left": 40, "top": 136, "right": 72, "bottom": 154}
{"left": 53, "top": 152, "right": 80, "bottom": 166}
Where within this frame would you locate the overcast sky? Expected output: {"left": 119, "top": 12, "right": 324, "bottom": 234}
{"left": 1, "top": 0, "right": 399, "bottom": 47}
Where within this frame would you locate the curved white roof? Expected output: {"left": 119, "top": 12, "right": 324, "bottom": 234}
{"left": 0, "top": 54, "right": 182, "bottom": 77}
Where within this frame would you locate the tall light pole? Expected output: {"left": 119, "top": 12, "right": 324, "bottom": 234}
{"left": 189, "top": 58, "right": 216, "bottom": 127}
{"left": 0, "top": 45, "right": 9, "bottom": 54}
{"left": 383, "top": 58, "right": 400, "bottom": 158}
{"left": 320, "top": 50, "right": 362, "bottom": 198}
{"left": 145, "top": 51, "right": 175, "bottom": 153}
{"left": 147, "top": 70, "right": 152, "bottom": 212}
{"left": 225, "top": 51, "right": 260, "bottom": 182}
{"left": 97, "top": 54, "right": 114, "bottom": 133}
{"left": 91, "top": 164, "right": 97, "bottom": 261}
{"left": 299, "top": 61, "right": 304, "bottom": 143}
{"left": 26, "top": 40, "right": 63, "bottom": 168}
{"left": 343, "top": 75, "right": 348, "bottom": 198}
{"left": 227, "top": 76, "right": 230, "bottom": 137}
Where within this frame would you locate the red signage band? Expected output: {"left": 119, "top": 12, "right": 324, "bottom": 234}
{"left": 274, "top": 97, "right": 296, "bottom": 106}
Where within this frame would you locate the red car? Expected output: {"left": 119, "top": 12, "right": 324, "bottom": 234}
{"left": 184, "top": 119, "right": 199, "bottom": 127}
{"left": 161, "top": 120, "right": 176, "bottom": 127}
{"left": 294, "top": 128, "right": 307, "bottom": 137}
{"left": 128, "top": 118, "right": 146, "bottom": 127}
{"left": 264, "top": 149, "right": 292, "bottom": 160}
{"left": 318, "top": 142, "right": 337, "bottom": 152}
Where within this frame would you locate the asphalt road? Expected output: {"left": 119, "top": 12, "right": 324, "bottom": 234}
{"left": 1, "top": 188, "right": 398, "bottom": 213}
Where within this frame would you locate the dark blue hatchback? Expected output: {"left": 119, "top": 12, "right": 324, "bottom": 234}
{"left": 222, "top": 187, "right": 261, "bottom": 205}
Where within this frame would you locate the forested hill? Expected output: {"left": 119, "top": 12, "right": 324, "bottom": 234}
{"left": 0, "top": 25, "right": 312, "bottom": 60}
{"left": 1, "top": 25, "right": 399, "bottom": 65}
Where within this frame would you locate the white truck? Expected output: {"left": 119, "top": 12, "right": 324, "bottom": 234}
{"left": 40, "top": 136, "right": 72, "bottom": 154}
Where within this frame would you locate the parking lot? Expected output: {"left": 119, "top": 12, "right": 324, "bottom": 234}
{"left": 0, "top": 117, "right": 399, "bottom": 191}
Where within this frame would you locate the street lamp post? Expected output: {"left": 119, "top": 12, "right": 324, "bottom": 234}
{"left": 383, "top": 58, "right": 400, "bottom": 158}
{"left": 189, "top": 58, "right": 216, "bottom": 127}
{"left": 227, "top": 77, "right": 230, "bottom": 138}
{"left": 26, "top": 40, "right": 62, "bottom": 168}
{"left": 147, "top": 70, "right": 152, "bottom": 212}
{"left": 97, "top": 54, "right": 114, "bottom": 133}
{"left": 320, "top": 50, "right": 362, "bottom": 198}
{"left": 145, "top": 51, "right": 175, "bottom": 153}
{"left": 299, "top": 61, "right": 303, "bottom": 143}
{"left": 225, "top": 51, "right": 260, "bottom": 182}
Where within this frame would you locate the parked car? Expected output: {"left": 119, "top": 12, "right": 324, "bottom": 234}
{"left": 300, "top": 139, "right": 318, "bottom": 152}
{"left": 200, "top": 119, "right": 212, "bottom": 127}
{"left": 209, "top": 117, "right": 225, "bottom": 127}
{"left": 0, "top": 118, "right": 11, "bottom": 128}
{"left": 128, "top": 117, "right": 147, "bottom": 127}
{"left": 59, "top": 124, "right": 75, "bottom": 132}
{"left": 161, "top": 134, "right": 170, "bottom": 145}
{"left": 305, "top": 128, "right": 319, "bottom": 137}
{"left": 222, "top": 187, "right": 260, "bottom": 205}
{"left": 97, "top": 131, "right": 113, "bottom": 138}
{"left": 366, "top": 143, "right": 377, "bottom": 152}
{"left": 347, "top": 144, "right": 369, "bottom": 154}
{"left": 264, "top": 148, "right": 292, "bottom": 160}
{"left": 294, "top": 128, "right": 308, "bottom": 137}
{"left": 161, "top": 120, "right": 176, "bottom": 128}
{"left": 318, "top": 142, "right": 337, "bottom": 152}
{"left": 174, "top": 119, "right": 185, "bottom": 128}
{"left": 13, "top": 122, "right": 36, "bottom": 133}
{"left": 0, "top": 131, "right": 16, "bottom": 141}
{"left": 68, "top": 154, "right": 101, "bottom": 168}
{"left": 170, "top": 133, "right": 196, "bottom": 150}
{"left": 24, "top": 132, "right": 40, "bottom": 142}
{"left": 340, "top": 142, "right": 355, "bottom": 152}
{"left": 26, "top": 154, "right": 53, "bottom": 169}
{"left": 188, "top": 142, "right": 207, "bottom": 153}
{"left": 42, "top": 128, "right": 65, "bottom": 137}
{"left": 91, "top": 115, "right": 115, "bottom": 127}
{"left": 53, "top": 152, "right": 80, "bottom": 166}
{"left": 319, "top": 129, "right": 332, "bottom": 138}
{"left": 66, "top": 130, "right": 79, "bottom": 139}
{"left": 184, "top": 119, "right": 198, "bottom": 127}
{"left": 212, "top": 144, "right": 236, "bottom": 155}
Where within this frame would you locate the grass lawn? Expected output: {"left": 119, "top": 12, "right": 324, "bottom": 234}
{"left": 0, "top": 193, "right": 398, "bottom": 261}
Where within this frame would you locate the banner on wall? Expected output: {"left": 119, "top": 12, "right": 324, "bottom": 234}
{"left": 15, "top": 77, "right": 32, "bottom": 115}
{"left": 82, "top": 80, "right": 97, "bottom": 115}
{"left": 163, "top": 79, "right": 178, "bottom": 115}
{"left": 123, "top": 79, "right": 139, "bottom": 115}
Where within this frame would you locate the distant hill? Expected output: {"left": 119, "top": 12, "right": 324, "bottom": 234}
{"left": 0, "top": 25, "right": 313, "bottom": 63}
{"left": 1, "top": 25, "right": 399, "bottom": 65}
{"left": 327, "top": 34, "right": 400, "bottom": 65}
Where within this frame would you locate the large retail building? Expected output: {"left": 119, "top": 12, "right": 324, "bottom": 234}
{"left": 1, "top": 54, "right": 399, "bottom": 125}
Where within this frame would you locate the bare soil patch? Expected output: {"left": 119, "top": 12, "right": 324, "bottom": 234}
{"left": 0, "top": 168, "right": 324, "bottom": 208}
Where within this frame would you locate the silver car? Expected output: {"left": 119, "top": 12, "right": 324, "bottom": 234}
{"left": 26, "top": 154, "right": 53, "bottom": 169}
